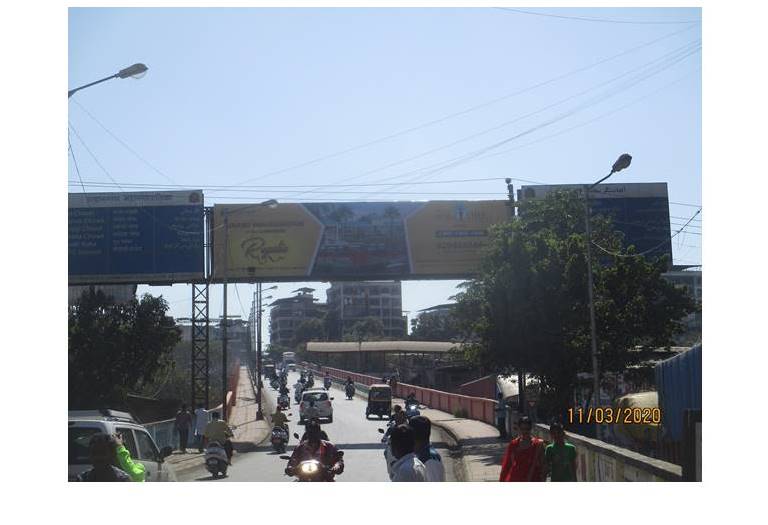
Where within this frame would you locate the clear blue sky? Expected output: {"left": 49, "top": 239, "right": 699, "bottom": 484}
{"left": 67, "top": 7, "right": 702, "bottom": 340}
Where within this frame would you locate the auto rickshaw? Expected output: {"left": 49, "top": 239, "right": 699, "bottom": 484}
{"left": 366, "top": 384, "right": 392, "bottom": 419}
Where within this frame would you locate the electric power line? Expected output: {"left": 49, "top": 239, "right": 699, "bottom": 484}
{"left": 480, "top": 66, "right": 700, "bottom": 161}
{"left": 71, "top": 99, "right": 181, "bottom": 186}
{"left": 68, "top": 122, "right": 204, "bottom": 236}
{"left": 307, "top": 40, "right": 701, "bottom": 200}
{"left": 493, "top": 7, "right": 701, "bottom": 25}
{"left": 593, "top": 208, "right": 701, "bottom": 258}
{"left": 364, "top": 43, "right": 701, "bottom": 196}
{"left": 68, "top": 128, "right": 87, "bottom": 195}
{"left": 227, "top": 24, "right": 698, "bottom": 188}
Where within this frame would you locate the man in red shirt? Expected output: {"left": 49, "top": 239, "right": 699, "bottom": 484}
{"left": 499, "top": 416, "right": 545, "bottom": 482}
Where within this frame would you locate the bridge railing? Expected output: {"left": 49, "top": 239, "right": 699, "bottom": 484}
{"left": 300, "top": 361, "right": 496, "bottom": 424}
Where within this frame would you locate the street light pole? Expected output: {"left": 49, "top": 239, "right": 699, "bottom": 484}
{"left": 256, "top": 282, "right": 263, "bottom": 420}
{"left": 505, "top": 178, "right": 526, "bottom": 415}
{"left": 219, "top": 199, "right": 278, "bottom": 420}
{"left": 68, "top": 63, "right": 148, "bottom": 98}
{"left": 222, "top": 210, "right": 229, "bottom": 420}
{"left": 583, "top": 154, "right": 632, "bottom": 440}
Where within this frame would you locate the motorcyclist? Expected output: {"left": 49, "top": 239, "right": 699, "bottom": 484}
{"left": 383, "top": 406, "right": 407, "bottom": 441}
{"left": 406, "top": 392, "right": 418, "bottom": 406}
{"left": 287, "top": 420, "right": 343, "bottom": 481}
{"left": 203, "top": 411, "right": 234, "bottom": 464}
{"left": 300, "top": 417, "right": 329, "bottom": 441}
{"left": 344, "top": 378, "right": 355, "bottom": 398}
{"left": 272, "top": 408, "right": 289, "bottom": 432}
{"left": 303, "top": 400, "right": 320, "bottom": 422}
{"left": 279, "top": 383, "right": 290, "bottom": 397}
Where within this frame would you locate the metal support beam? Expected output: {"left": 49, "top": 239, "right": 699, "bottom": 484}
{"left": 190, "top": 283, "right": 210, "bottom": 409}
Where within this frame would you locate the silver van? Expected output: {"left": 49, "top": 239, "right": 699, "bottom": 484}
{"left": 68, "top": 409, "right": 175, "bottom": 481}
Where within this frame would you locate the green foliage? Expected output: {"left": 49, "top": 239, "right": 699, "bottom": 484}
{"left": 453, "top": 190, "right": 696, "bottom": 413}
{"left": 409, "top": 309, "right": 462, "bottom": 341}
{"left": 69, "top": 289, "right": 181, "bottom": 408}
{"left": 343, "top": 317, "right": 385, "bottom": 342}
{"left": 322, "top": 308, "right": 342, "bottom": 341}
{"left": 291, "top": 318, "right": 326, "bottom": 348}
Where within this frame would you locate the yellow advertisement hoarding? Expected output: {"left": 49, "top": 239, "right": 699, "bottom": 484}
{"left": 212, "top": 200, "right": 508, "bottom": 281}
{"left": 212, "top": 204, "right": 323, "bottom": 279}
{"left": 405, "top": 201, "right": 510, "bottom": 275}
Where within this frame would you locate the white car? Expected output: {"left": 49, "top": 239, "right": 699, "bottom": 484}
{"left": 68, "top": 409, "right": 175, "bottom": 481}
{"left": 299, "top": 389, "right": 334, "bottom": 423}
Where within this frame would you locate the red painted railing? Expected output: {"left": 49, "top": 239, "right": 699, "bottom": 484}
{"left": 225, "top": 358, "right": 240, "bottom": 420}
{"left": 301, "top": 361, "right": 497, "bottom": 425}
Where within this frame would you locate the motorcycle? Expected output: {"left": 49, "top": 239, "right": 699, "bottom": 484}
{"left": 270, "top": 378, "right": 280, "bottom": 390}
{"left": 278, "top": 393, "right": 290, "bottom": 410}
{"left": 345, "top": 383, "right": 355, "bottom": 400}
{"left": 405, "top": 401, "right": 421, "bottom": 419}
{"left": 323, "top": 377, "right": 332, "bottom": 390}
{"left": 271, "top": 426, "right": 289, "bottom": 453}
{"left": 204, "top": 441, "right": 229, "bottom": 479}
{"left": 280, "top": 449, "right": 344, "bottom": 482}
{"left": 377, "top": 428, "right": 397, "bottom": 479}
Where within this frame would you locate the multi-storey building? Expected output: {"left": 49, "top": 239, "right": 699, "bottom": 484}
{"left": 268, "top": 288, "right": 327, "bottom": 348}
{"left": 326, "top": 281, "right": 407, "bottom": 340}
{"left": 662, "top": 266, "right": 702, "bottom": 345}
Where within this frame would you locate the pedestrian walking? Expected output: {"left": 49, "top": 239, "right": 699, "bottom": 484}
{"left": 499, "top": 416, "right": 545, "bottom": 482}
{"left": 410, "top": 416, "right": 445, "bottom": 482}
{"left": 544, "top": 422, "right": 577, "bottom": 482}
{"left": 496, "top": 393, "right": 508, "bottom": 439}
{"left": 193, "top": 403, "right": 209, "bottom": 453}
{"left": 174, "top": 404, "right": 193, "bottom": 453}
{"left": 389, "top": 424, "right": 427, "bottom": 482}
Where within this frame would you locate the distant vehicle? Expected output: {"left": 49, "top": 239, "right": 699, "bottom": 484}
{"left": 68, "top": 409, "right": 175, "bottom": 482}
{"left": 299, "top": 389, "right": 334, "bottom": 424}
{"left": 366, "top": 384, "right": 392, "bottom": 420}
{"left": 282, "top": 352, "right": 296, "bottom": 369}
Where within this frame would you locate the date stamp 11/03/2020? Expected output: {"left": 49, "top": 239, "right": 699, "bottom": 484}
{"left": 567, "top": 407, "right": 661, "bottom": 425}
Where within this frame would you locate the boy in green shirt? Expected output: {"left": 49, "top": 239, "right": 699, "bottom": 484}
{"left": 544, "top": 422, "right": 577, "bottom": 482}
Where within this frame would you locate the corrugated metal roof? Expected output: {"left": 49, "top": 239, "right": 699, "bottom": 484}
{"left": 306, "top": 341, "right": 459, "bottom": 353}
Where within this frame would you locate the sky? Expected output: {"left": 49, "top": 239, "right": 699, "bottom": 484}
{"left": 67, "top": 6, "right": 702, "bottom": 342}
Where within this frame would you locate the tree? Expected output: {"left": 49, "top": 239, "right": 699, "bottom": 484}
{"left": 453, "top": 190, "right": 696, "bottom": 417}
{"left": 344, "top": 317, "right": 385, "bottom": 342}
{"left": 322, "top": 308, "right": 342, "bottom": 341}
{"left": 69, "top": 289, "right": 181, "bottom": 408}
{"left": 291, "top": 318, "right": 326, "bottom": 348}
{"left": 410, "top": 309, "right": 462, "bottom": 341}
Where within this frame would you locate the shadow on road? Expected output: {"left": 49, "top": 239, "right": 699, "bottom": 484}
{"left": 195, "top": 474, "right": 229, "bottom": 481}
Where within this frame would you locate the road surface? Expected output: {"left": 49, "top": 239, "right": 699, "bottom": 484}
{"left": 178, "top": 371, "right": 456, "bottom": 482}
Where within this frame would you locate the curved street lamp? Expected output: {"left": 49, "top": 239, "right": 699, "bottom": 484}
{"left": 68, "top": 63, "right": 148, "bottom": 98}
{"left": 584, "top": 154, "right": 632, "bottom": 440}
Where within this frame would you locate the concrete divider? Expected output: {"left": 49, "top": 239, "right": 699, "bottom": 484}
{"left": 531, "top": 423, "right": 682, "bottom": 481}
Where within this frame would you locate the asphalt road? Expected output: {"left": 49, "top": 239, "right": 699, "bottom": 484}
{"left": 179, "top": 371, "right": 456, "bottom": 482}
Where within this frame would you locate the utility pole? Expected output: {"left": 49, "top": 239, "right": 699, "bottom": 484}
{"left": 583, "top": 153, "right": 632, "bottom": 440}
{"left": 505, "top": 178, "right": 526, "bottom": 415}
{"left": 256, "top": 281, "right": 264, "bottom": 420}
{"left": 221, "top": 210, "right": 229, "bottom": 420}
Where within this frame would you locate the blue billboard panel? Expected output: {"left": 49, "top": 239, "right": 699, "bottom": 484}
{"left": 519, "top": 183, "right": 672, "bottom": 262}
{"left": 68, "top": 191, "right": 205, "bottom": 284}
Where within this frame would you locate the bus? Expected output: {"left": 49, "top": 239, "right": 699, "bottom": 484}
{"left": 282, "top": 352, "right": 296, "bottom": 370}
